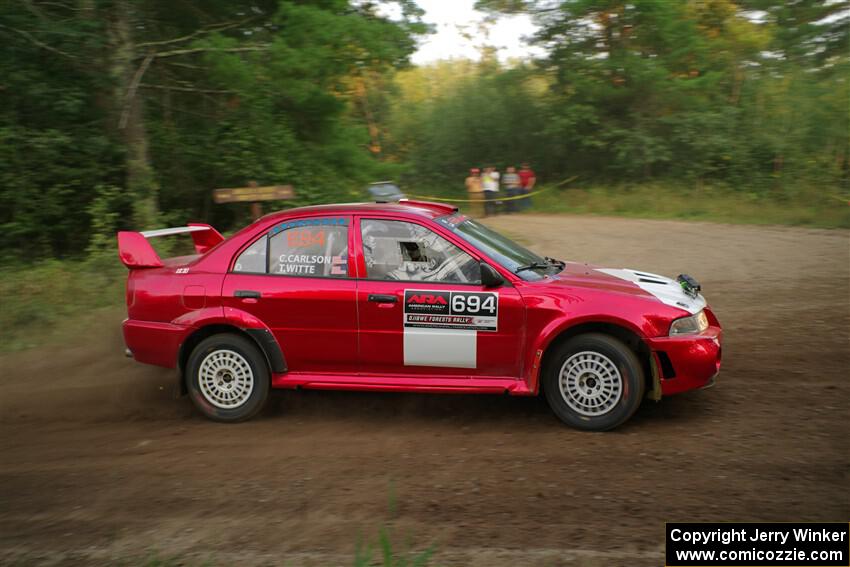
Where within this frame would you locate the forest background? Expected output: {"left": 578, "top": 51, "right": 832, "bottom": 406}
{"left": 1, "top": 0, "right": 847, "bottom": 346}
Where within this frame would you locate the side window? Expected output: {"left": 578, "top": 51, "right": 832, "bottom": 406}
{"left": 233, "top": 236, "right": 267, "bottom": 273}
{"left": 268, "top": 218, "right": 349, "bottom": 278}
{"left": 361, "top": 219, "right": 481, "bottom": 284}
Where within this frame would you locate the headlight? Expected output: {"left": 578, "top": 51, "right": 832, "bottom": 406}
{"left": 669, "top": 310, "right": 709, "bottom": 336}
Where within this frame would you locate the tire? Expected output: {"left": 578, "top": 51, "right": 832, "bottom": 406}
{"left": 543, "top": 333, "right": 645, "bottom": 431}
{"left": 186, "top": 333, "right": 270, "bottom": 422}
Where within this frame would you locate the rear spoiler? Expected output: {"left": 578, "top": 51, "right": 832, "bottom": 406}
{"left": 117, "top": 223, "right": 224, "bottom": 269}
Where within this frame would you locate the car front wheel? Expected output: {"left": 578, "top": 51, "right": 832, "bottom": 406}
{"left": 186, "top": 333, "right": 270, "bottom": 422}
{"left": 543, "top": 333, "right": 645, "bottom": 431}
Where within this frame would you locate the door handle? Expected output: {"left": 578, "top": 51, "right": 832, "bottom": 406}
{"left": 368, "top": 294, "right": 397, "bottom": 303}
{"left": 234, "top": 290, "right": 261, "bottom": 299}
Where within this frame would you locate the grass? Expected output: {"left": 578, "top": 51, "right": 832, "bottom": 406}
{"left": 408, "top": 181, "right": 850, "bottom": 229}
{"left": 0, "top": 254, "right": 126, "bottom": 352}
{"left": 0, "top": 234, "right": 197, "bottom": 353}
{"left": 353, "top": 527, "right": 435, "bottom": 567}
{"left": 525, "top": 182, "right": 850, "bottom": 228}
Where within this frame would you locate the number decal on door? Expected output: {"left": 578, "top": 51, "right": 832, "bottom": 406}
{"left": 451, "top": 293, "right": 496, "bottom": 316}
{"left": 404, "top": 290, "right": 498, "bottom": 331}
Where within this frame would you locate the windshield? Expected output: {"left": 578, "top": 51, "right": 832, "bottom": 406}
{"left": 436, "top": 213, "right": 560, "bottom": 280}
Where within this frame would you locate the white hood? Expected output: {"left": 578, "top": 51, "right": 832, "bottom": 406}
{"left": 595, "top": 268, "right": 707, "bottom": 314}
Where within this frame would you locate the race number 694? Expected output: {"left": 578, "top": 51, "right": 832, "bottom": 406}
{"left": 451, "top": 292, "right": 497, "bottom": 315}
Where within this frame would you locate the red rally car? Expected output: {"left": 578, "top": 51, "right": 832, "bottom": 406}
{"left": 118, "top": 201, "right": 721, "bottom": 431}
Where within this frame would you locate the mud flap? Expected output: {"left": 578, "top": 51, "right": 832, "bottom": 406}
{"left": 647, "top": 355, "right": 663, "bottom": 402}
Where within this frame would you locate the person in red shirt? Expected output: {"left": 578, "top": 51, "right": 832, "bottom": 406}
{"left": 518, "top": 163, "right": 536, "bottom": 210}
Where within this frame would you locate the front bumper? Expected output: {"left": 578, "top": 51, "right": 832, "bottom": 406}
{"left": 645, "top": 325, "right": 722, "bottom": 396}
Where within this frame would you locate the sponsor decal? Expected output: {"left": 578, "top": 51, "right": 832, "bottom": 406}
{"left": 269, "top": 216, "right": 347, "bottom": 236}
{"left": 403, "top": 290, "right": 498, "bottom": 331}
{"left": 436, "top": 213, "right": 469, "bottom": 227}
{"left": 404, "top": 291, "right": 450, "bottom": 314}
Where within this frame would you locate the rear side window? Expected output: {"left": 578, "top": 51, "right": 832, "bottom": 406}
{"left": 269, "top": 219, "right": 349, "bottom": 277}
{"left": 232, "top": 217, "right": 349, "bottom": 278}
{"left": 233, "top": 236, "right": 267, "bottom": 273}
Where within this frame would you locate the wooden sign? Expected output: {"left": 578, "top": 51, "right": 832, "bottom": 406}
{"left": 213, "top": 184, "right": 295, "bottom": 204}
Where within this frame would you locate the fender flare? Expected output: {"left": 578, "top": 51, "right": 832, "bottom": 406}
{"left": 534, "top": 314, "right": 648, "bottom": 354}
{"left": 526, "top": 314, "right": 650, "bottom": 394}
{"left": 222, "top": 307, "right": 287, "bottom": 373}
{"left": 242, "top": 327, "right": 287, "bottom": 373}
{"left": 176, "top": 307, "right": 288, "bottom": 375}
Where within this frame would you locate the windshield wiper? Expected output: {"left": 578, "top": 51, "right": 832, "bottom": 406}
{"left": 515, "top": 261, "right": 552, "bottom": 273}
{"left": 516, "top": 257, "right": 566, "bottom": 274}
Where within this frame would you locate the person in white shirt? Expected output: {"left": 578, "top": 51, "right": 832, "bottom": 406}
{"left": 502, "top": 166, "right": 521, "bottom": 213}
{"left": 481, "top": 167, "right": 500, "bottom": 216}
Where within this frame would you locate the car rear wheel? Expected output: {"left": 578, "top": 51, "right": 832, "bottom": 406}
{"left": 186, "top": 333, "right": 270, "bottom": 422}
{"left": 543, "top": 333, "right": 645, "bottom": 431}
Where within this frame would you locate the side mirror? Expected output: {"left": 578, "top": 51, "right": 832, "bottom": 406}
{"left": 480, "top": 262, "right": 504, "bottom": 288}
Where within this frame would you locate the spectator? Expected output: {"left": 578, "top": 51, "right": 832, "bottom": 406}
{"left": 464, "top": 167, "right": 484, "bottom": 217}
{"left": 481, "top": 166, "right": 500, "bottom": 217}
{"left": 518, "top": 163, "right": 536, "bottom": 210}
{"left": 502, "top": 166, "right": 521, "bottom": 213}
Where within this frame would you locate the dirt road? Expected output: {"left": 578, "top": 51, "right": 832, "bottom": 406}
{"left": 2, "top": 215, "right": 848, "bottom": 566}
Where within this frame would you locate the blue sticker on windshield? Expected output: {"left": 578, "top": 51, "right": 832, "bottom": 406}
{"left": 436, "top": 213, "right": 468, "bottom": 228}
{"left": 270, "top": 216, "right": 348, "bottom": 236}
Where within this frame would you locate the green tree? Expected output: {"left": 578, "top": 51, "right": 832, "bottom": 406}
{"left": 0, "top": 0, "right": 427, "bottom": 260}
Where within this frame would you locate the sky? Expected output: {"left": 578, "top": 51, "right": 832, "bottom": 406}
{"left": 406, "top": 0, "right": 543, "bottom": 65}
{"left": 400, "top": 1, "right": 850, "bottom": 66}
